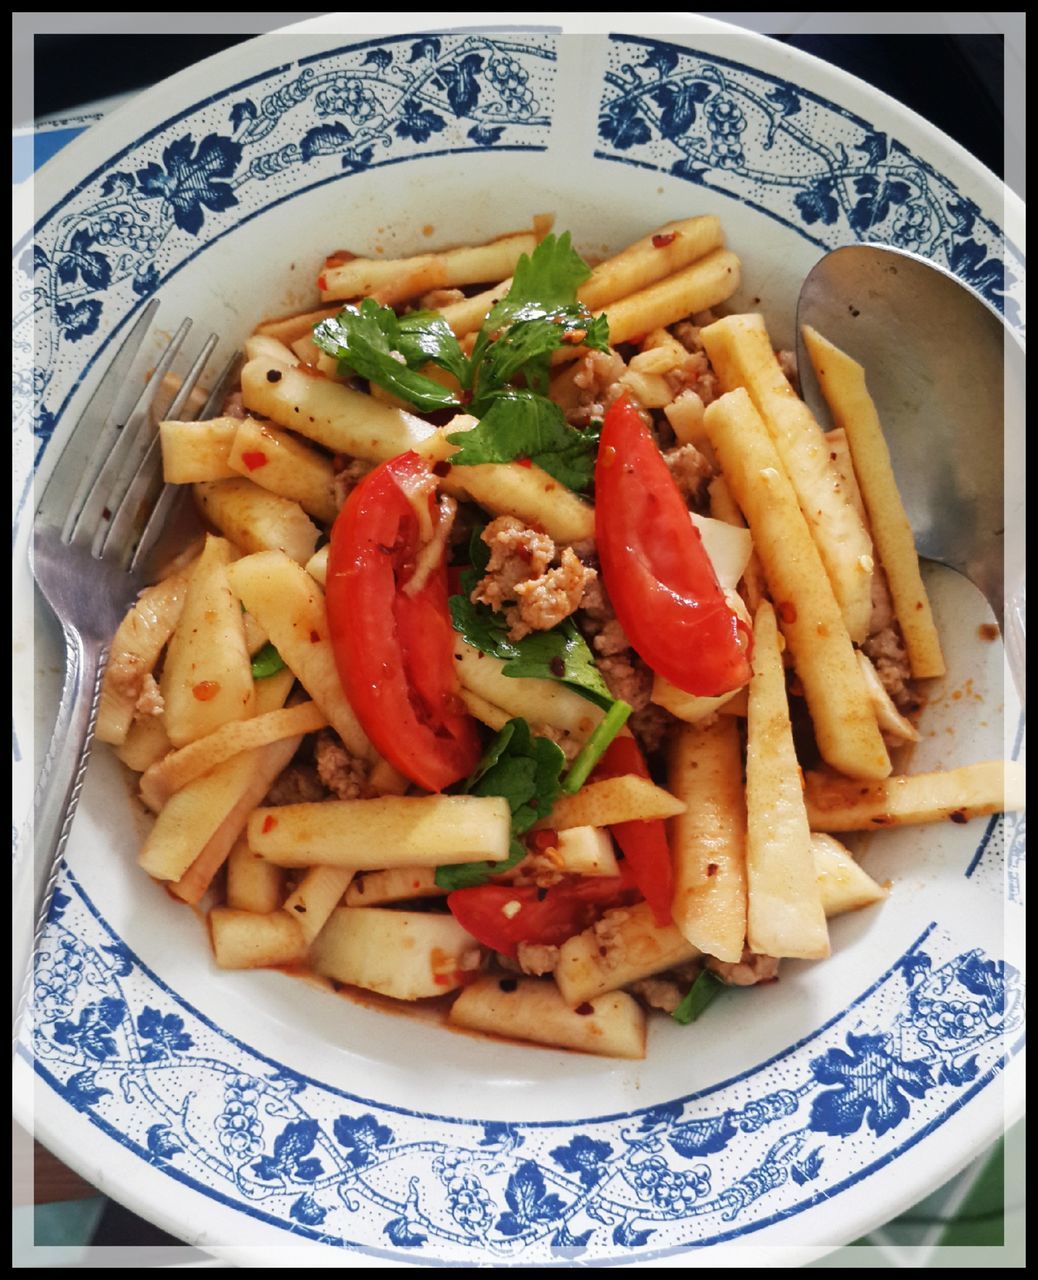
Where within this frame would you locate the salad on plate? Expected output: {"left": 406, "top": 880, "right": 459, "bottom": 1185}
{"left": 96, "top": 214, "right": 1023, "bottom": 1059}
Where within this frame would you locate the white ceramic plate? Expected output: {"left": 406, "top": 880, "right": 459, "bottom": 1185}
{"left": 15, "top": 14, "right": 1025, "bottom": 1266}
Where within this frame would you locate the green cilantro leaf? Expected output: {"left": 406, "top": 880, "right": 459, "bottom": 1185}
{"left": 471, "top": 310, "right": 609, "bottom": 403}
{"left": 313, "top": 233, "right": 610, "bottom": 494}
{"left": 468, "top": 233, "right": 609, "bottom": 400}
{"left": 446, "top": 391, "right": 598, "bottom": 493}
{"left": 500, "top": 620, "right": 614, "bottom": 711}
{"left": 671, "top": 971, "right": 726, "bottom": 1025}
{"left": 312, "top": 300, "right": 464, "bottom": 411}
{"left": 395, "top": 310, "right": 470, "bottom": 384}
{"left": 437, "top": 837, "right": 528, "bottom": 891}
{"left": 448, "top": 593, "right": 515, "bottom": 659}
{"left": 435, "top": 718, "right": 565, "bottom": 889}
{"left": 494, "top": 231, "right": 594, "bottom": 313}
{"left": 250, "top": 642, "right": 286, "bottom": 679}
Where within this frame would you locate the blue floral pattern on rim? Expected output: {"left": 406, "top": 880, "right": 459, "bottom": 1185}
{"left": 597, "top": 36, "right": 1023, "bottom": 329}
{"left": 13, "top": 32, "right": 555, "bottom": 483}
{"left": 16, "top": 29, "right": 1023, "bottom": 1264}
{"left": 24, "top": 872, "right": 1023, "bottom": 1264}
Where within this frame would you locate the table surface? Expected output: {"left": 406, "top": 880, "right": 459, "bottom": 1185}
{"left": 17, "top": 19, "right": 1018, "bottom": 1267}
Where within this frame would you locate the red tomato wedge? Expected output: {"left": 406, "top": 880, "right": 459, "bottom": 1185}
{"left": 591, "top": 736, "right": 674, "bottom": 927}
{"left": 326, "top": 452, "right": 481, "bottom": 792}
{"left": 447, "top": 878, "right": 632, "bottom": 958}
{"left": 595, "top": 394, "right": 752, "bottom": 696}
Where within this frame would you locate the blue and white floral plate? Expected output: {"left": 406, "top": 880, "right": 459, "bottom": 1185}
{"left": 14, "top": 14, "right": 1024, "bottom": 1266}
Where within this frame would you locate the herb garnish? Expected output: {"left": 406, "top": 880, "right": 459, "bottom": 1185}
{"left": 671, "top": 971, "right": 725, "bottom": 1025}
{"left": 435, "top": 718, "right": 565, "bottom": 890}
{"left": 312, "top": 233, "right": 608, "bottom": 492}
{"left": 250, "top": 642, "right": 286, "bottom": 679}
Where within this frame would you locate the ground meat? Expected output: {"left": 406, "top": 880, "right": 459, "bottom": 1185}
{"left": 512, "top": 549, "right": 595, "bottom": 637}
{"left": 314, "top": 730, "right": 370, "bottom": 800}
{"left": 663, "top": 350, "right": 721, "bottom": 407}
{"left": 629, "top": 977, "right": 684, "bottom": 1013}
{"left": 472, "top": 516, "right": 596, "bottom": 641}
{"left": 220, "top": 390, "right": 248, "bottom": 420}
{"left": 591, "top": 908, "right": 632, "bottom": 972}
{"left": 662, "top": 442, "right": 714, "bottom": 506}
{"left": 264, "top": 763, "right": 327, "bottom": 806}
{"left": 134, "top": 673, "right": 165, "bottom": 719}
{"left": 579, "top": 578, "right": 630, "bottom": 656}
{"left": 563, "top": 348, "right": 627, "bottom": 427}
{"left": 672, "top": 320, "right": 706, "bottom": 354}
{"left": 420, "top": 287, "right": 466, "bottom": 310}
{"left": 516, "top": 942, "right": 560, "bottom": 977}
{"left": 578, "top": 575, "right": 612, "bottom": 626}
{"left": 597, "top": 653, "right": 653, "bottom": 712}
{"left": 861, "top": 625, "right": 921, "bottom": 715}
{"left": 107, "top": 652, "right": 146, "bottom": 704}
{"left": 592, "top": 619, "right": 631, "bottom": 658}
{"left": 475, "top": 516, "right": 554, "bottom": 603}
{"left": 629, "top": 702, "right": 677, "bottom": 756}
{"left": 707, "top": 950, "right": 781, "bottom": 987}
{"left": 577, "top": 577, "right": 656, "bottom": 716}
{"left": 332, "top": 457, "right": 375, "bottom": 510}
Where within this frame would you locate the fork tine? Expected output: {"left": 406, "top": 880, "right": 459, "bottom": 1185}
{"left": 37, "top": 299, "right": 161, "bottom": 530}
{"left": 65, "top": 319, "right": 192, "bottom": 546}
{"left": 95, "top": 334, "right": 219, "bottom": 564}
{"left": 130, "top": 349, "right": 242, "bottom": 576}
{"left": 162, "top": 333, "right": 221, "bottom": 424}
{"left": 198, "top": 350, "right": 243, "bottom": 420}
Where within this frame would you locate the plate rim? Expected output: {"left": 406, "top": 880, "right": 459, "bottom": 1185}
{"left": 19, "top": 14, "right": 1024, "bottom": 1265}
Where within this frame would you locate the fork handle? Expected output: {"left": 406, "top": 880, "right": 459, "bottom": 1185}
{"left": 13, "top": 630, "right": 106, "bottom": 1032}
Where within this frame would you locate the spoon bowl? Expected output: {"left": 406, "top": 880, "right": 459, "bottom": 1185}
{"left": 795, "top": 242, "right": 1025, "bottom": 699}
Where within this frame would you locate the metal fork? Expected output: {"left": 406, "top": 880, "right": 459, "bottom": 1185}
{"left": 16, "top": 305, "right": 234, "bottom": 1028}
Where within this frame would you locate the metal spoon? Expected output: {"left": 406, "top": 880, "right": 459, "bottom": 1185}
{"left": 795, "top": 243, "right": 1025, "bottom": 701}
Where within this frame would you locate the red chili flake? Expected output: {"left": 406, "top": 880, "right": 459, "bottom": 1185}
{"left": 516, "top": 456, "right": 533, "bottom": 469}
{"left": 262, "top": 815, "right": 277, "bottom": 834}
{"left": 530, "top": 828, "right": 558, "bottom": 851}
{"left": 324, "top": 250, "right": 355, "bottom": 269}
{"left": 240, "top": 450, "right": 268, "bottom": 471}
{"left": 778, "top": 601, "right": 798, "bottom": 625}
{"left": 432, "top": 460, "right": 452, "bottom": 477}
{"left": 652, "top": 232, "right": 678, "bottom": 248}
{"left": 549, "top": 656, "right": 566, "bottom": 677}
{"left": 706, "top": 863, "right": 719, "bottom": 877}
{"left": 949, "top": 810, "right": 968, "bottom": 824}
{"left": 192, "top": 681, "right": 220, "bottom": 702}
{"left": 574, "top": 1002, "right": 594, "bottom": 1016}
{"left": 317, "top": 274, "right": 328, "bottom": 291}
{"left": 560, "top": 329, "right": 587, "bottom": 345}
{"left": 309, "top": 630, "right": 320, "bottom": 643}
{"left": 433, "top": 973, "right": 451, "bottom": 987}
